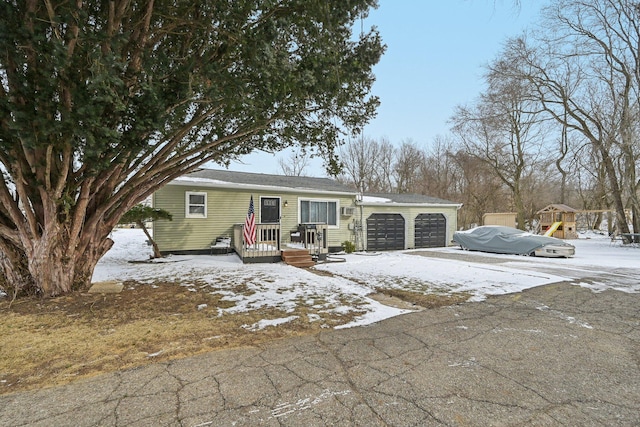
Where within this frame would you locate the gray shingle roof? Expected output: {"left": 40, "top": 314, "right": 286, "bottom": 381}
{"left": 183, "top": 169, "right": 356, "bottom": 194}
{"left": 176, "top": 169, "right": 460, "bottom": 205}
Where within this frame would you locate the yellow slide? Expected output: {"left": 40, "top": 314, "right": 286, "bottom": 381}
{"left": 544, "top": 221, "right": 562, "bottom": 237}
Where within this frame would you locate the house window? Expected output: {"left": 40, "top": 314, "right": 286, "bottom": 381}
{"left": 300, "top": 200, "right": 337, "bottom": 226}
{"left": 185, "top": 192, "right": 207, "bottom": 218}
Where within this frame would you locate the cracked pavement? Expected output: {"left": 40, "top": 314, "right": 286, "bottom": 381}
{"left": 1, "top": 281, "right": 639, "bottom": 426}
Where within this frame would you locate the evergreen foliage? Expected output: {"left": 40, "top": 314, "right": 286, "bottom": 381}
{"left": 119, "top": 205, "right": 173, "bottom": 226}
{"left": 118, "top": 204, "right": 172, "bottom": 259}
{"left": 0, "top": 0, "right": 383, "bottom": 296}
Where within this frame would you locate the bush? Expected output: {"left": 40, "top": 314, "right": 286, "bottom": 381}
{"left": 342, "top": 240, "right": 356, "bottom": 253}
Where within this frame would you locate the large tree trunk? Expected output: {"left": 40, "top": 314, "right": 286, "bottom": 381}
{"left": 598, "top": 144, "right": 631, "bottom": 239}
{"left": 4, "top": 225, "right": 115, "bottom": 298}
{"left": 28, "top": 243, "right": 76, "bottom": 296}
{"left": 513, "top": 186, "right": 527, "bottom": 230}
{"left": 74, "top": 234, "right": 115, "bottom": 289}
{"left": 0, "top": 241, "right": 33, "bottom": 297}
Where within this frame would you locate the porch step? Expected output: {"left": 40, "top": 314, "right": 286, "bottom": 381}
{"left": 281, "top": 249, "right": 315, "bottom": 268}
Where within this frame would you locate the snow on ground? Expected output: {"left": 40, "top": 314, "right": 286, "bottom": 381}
{"left": 93, "top": 229, "right": 640, "bottom": 329}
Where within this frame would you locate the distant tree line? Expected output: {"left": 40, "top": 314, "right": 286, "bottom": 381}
{"left": 330, "top": 0, "right": 639, "bottom": 235}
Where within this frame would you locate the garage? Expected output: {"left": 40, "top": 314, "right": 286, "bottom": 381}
{"left": 414, "top": 213, "right": 447, "bottom": 248}
{"left": 366, "top": 213, "right": 405, "bottom": 251}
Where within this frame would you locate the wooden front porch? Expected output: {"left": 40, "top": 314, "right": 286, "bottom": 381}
{"left": 233, "top": 223, "right": 328, "bottom": 264}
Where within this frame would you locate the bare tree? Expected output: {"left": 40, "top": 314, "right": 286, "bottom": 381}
{"left": 376, "top": 137, "right": 396, "bottom": 192}
{"left": 574, "top": 145, "right": 614, "bottom": 231}
{"left": 556, "top": 116, "right": 571, "bottom": 204}
{"left": 451, "top": 58, "right": 550, "bottom": 229}
{"left": 394, "top": 140, "right": 425, "bottom": 193}
{"left": 419, "top": 135, "right": 460, "bottom": 199}
{"left": 278, "top": 149, "right": 311, "bottom": 176}
{"left": 504, "top": 0, "right": 640, "bottom": 238}
{"left": 448, "top": 149, "right": 508, "bottom": 228}
{"left": 337, "top": 135, "right": 396, "bottom": 192}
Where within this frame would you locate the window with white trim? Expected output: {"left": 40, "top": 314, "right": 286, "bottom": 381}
{"left": 300, "top": 200, "right": 337, "bottom": 226}
{"left": 185, "top": 192, "right": 207, "bottom": 218}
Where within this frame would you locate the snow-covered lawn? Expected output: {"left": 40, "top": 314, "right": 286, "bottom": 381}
{"left": 94, "top": 229, "right": 640, "bottom": 329}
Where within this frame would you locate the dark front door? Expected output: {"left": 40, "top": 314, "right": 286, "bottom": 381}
{"left": 260, "top": 197, "right": 280, "bottom": 223}
{"left": 366, "top": 213, "right": 405, "bottom": 251}
{"left": 260, "top": 197, "right": 280, "bottom": 243}
{"left": 414, "top": 213, "right": 446, "bottom": 248}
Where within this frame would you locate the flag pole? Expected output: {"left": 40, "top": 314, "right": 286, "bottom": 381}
{"left": 243, "top": 195, "right": 257, "bottom": 249}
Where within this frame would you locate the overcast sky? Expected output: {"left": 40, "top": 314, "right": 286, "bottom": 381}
{"left": 224, "top": 0, "right": 547, "bottom": 177}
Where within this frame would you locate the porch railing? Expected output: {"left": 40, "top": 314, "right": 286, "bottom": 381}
{"left": 232, "top": 223, "right": 329, "bottom": 263}
{"left": 295, "top": 224, "right": 329, "bottom": 257}
{"left": 233, "top": 223, "right": 282, "bottom": 262}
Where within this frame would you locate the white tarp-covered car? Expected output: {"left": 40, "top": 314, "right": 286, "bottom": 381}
{"left": 453, "top": 226, "right": 575, "bottom": 258}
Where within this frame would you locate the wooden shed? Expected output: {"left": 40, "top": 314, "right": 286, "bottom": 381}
{"left": 537, "top": 204, "right": 578, "bottom": 239}
{"left": 482, "top": 212, "right": 517, "bottom": 228}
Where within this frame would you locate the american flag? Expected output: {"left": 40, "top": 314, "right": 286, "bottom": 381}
{"left": 243, "top": 195, "right": 257, "bottom": 246}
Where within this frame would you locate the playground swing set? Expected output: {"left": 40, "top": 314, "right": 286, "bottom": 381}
{"left": 537, "top": 204, "right": 578, "bottom": 239}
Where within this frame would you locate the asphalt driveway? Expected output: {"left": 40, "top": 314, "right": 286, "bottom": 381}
{"left": 1, "top": 280, "right": 639, "bottom": 426}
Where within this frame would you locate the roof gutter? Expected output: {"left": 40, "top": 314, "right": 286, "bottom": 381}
{"left": 167, "top": 177, "right": 357, "bottom": 197}
{"left": 356, "top": 201, "right": 463, "bottom": 209}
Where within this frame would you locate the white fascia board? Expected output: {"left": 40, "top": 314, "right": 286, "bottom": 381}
{"left": 167, "top": 177, "right": 357, "bottom": 197}
{"left": 357, "top": 201, "right": 463, "bottom": 209}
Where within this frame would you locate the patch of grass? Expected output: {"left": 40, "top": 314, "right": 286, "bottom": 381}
{"left": 0, "top": 280, "right": 362, "bottom": 395}
{"left": 229, "top": 283, "right": 256, "bottom": 296}
{"left": 375, "top": 287, "right": 470, "bottom": 309}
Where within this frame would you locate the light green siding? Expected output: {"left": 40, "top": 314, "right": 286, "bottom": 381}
{"left": 153, "top": 183, "right": 356, "bottom": 252}
{"left": 153, "top": 180, "right": 459, "bottom": 254}
{"left": 291, "top": 195, "right": 355, "bottom": 249}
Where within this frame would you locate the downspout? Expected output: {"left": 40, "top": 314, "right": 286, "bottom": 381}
{"left": 356, "top": 191, "right": 364, "bottom": 251}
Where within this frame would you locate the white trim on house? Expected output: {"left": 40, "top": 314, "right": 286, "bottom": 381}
{"left": 358, "top": 201, "right": 463, "bottom": 209}
{"left": 171, "top": 176, "right": 356, "bottom": 197}
{"left": 185, "top": 191, "right": 207, "bottom": 218}
{"left": 297, "top": 197, "right": 340, "bottom": 229}
{"left": 154, "top": 169, "right": 462, "bottom": 256}
{"left": 259, "top": 195, "right": 282, "bottom": 224}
